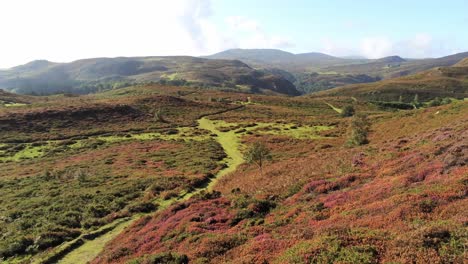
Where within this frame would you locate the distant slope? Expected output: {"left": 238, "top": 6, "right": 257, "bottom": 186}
{"left": 323, "top": 52, "right": 468, "bottom": 79}
{"left": 315, "top": 64, "right": 468, "bottom": 102}
{"left": 204, "top": 49, "right": 296, "bottom": 65}
{"left": 374, "top": 56, "right": 406, "bottom": 64}
{"left": 204, "top": 48, "right": 367, "bottom": 71}
{"left": 0, "top": 89, "right": 37, "bottom": 104}
{"left": 205, "top": 49, "right": 468, "bottom": 94}
{"left": 455, "top": 58, "right": 468, "bottom": 67}
{"left": 0, "top": 57, "right": 300, "bottom": 96}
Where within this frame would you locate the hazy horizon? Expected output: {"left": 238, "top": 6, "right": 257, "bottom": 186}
{"left": 1, "top": 0, "right": 467, "bottom": 68}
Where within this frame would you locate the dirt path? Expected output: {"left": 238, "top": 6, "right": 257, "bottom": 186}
{"left": 48, "top": 116, "right": 245, "bottom": 264}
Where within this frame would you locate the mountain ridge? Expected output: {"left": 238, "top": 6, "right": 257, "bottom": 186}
{"left": 0, "top": 56, "right": 300, "bottom": 96}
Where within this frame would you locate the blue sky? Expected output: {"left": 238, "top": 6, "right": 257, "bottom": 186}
{"left": 211, "top": 0, "right": 468, "bottom": 57}
{"left": 0, "top": 0, "right": 467, "bottom": 68}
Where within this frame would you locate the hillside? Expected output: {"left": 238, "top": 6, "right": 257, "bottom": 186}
{"left": 324, "top": 52, "right": 468, "bottom": 79}
{"left": 1, "top": 83, "right": 466, "bottom": 264}
{"left": 314, "top": 64, "right": 468, "bottom": 102}
{"left": 0, "top": 89, "right": 39, "bottom": 105}
{"left": 206, "top": 49, "right": 468, "bottom": 94}
{"left": 374, "top": 55, "right": 406, "bottom": 63}
{"left": 0, "top": 57, "right": 300, "bottom": 96}
{"left": 455, "top": 57, "right": 468, "bottom": 67}
{"left": 94, "top": 100, "right": 468, "bottom": 264}
{"left": 205, "top": 48, "right": 365, "bottom": 71}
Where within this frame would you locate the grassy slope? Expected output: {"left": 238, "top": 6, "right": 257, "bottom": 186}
{"left": 0, "top": 85, "right": 233, "bottom": 262}
{"left": 0, "top": 57, "right": 300, "bottom": 96}
{"left": 93, "top": 95, "right": 467, "bottom": 264}
{"left": 1, "top": 84, "right": 466, "bottom": 264}
{"left": 314, "top": 65, "right": 468, "bottom": 102}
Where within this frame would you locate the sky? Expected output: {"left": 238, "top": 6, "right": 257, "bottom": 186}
{"left": 0, "top": 0, "right": 467, "bottom": 68}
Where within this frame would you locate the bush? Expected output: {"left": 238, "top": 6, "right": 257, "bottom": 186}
{"left": 87, "top": 204, "right": 111, "bottom": 218}
{"left": 196, "top": 234, "right": 247, "bottom": 259}
{"left": 127, "top": 202, "right": 157, "bottom": 213}
{"left": 35, "top": 228, "right": 81, "bottom": 250}
{"left": 0, "top": 237, "right": 33, "bottom": 258}
{"left": 346, "top": 114, "right": 370, "bottom": 146}
{"left": 230, "top": 196, "right": 276, "bottom": 226}
{"left": 127, "top": 252, "right": 189, "bottom": 264}
{"left": 341, "top": 105, "right": 355, "bottom": 117}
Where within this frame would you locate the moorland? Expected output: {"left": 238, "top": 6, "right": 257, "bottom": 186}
{"left": 0, "top": 49, "right": 467, "bottom": 264}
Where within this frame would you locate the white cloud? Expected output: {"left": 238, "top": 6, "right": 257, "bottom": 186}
{"left": 320, "top": 38, "right": 357, "bottom": 57}
{"left": 224, "top": 16, "right": 294, "bottom": 50}
{"left": 226, "top": 16, "right": 260, "bottom": 32}
{"left": 319, "top": 33, "right": 459, "bottom": 59}
{"left": 360, "top": 36, "right": 394, "bottom": 59}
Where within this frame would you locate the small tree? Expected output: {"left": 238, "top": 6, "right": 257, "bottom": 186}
{"left": 346, "top": 114, "right": 370, "bottom": 146}
{"left": 341, "top": 105, "right": 355, "bottom": 117}
{"left": 244, "top": 142, "right": 272, "bottom": 176}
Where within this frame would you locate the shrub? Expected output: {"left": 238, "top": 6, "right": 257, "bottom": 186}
{"left": 0, "top": 237, "right": 33, "bottom": 258}
{"left": 35, "top": 228, "right": 81, "bottom": 250}
{"left": 230, "top": 196, "right": 276, "bottom": 226}
{"left": 419, "top": 199, "right": 438, "bottom": 213}
{"left": 127, "top": 252, "right": 189, "bottom": 264}
{"left": 87, "top": 204, "right": 111, "bottom": 218}
{"left": 429, "top": 97, "right": 442, "bottom": 107}
{"left": 341, "top": 105, "right": 355, "bottom": 117}
{"left": 346, "top": 114, "right": 370, "bottom": 146}
{"left": 196, "top": 234, "right": 247, "bottom": 259}
{"left": 107, "top": 247, "right": 132, "bottom": 261}
{"left": 127, "top": 202, "right": 157, "bottom": 213}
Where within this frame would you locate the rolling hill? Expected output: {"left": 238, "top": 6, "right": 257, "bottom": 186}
{"left": 204, "top": 48, "right": 366, "bottom": 71}
{"left": 314, "top": 63, "right": 468, "bottom": 102}
{"left": 205, "top": 49, "right": 468, "bottom": 94}
{"left": 0, "top": 57, "right": 300, "bottom": 96}
{"left": 323, "top": 52, "right": 468, "bottom": 79}
{"left": 455, "top": 57, "right": 468, "bottom": 67}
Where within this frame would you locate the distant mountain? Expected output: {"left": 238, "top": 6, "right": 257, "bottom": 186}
{"left": 323, "top": 52, "right": 468, "bottom": 79}
{"left": 205, "top": 49, "right": 375, "bottom": 93}
{"left": 0, "top": 56, "right": 300, "bottom": 96}
{"left": 205, "top": 49, "right": 467, "bottom": 94}
{"left": 374, "top": 56, "right": 406, "bottom": 64}
{"left": 315, "top": 63, "right": 468, "bottom": 102}
{"left": 204, "top": 49, "right": 366, "bottom": 71}
{"left": 204, "top": 49, "right": 296, "bottom": 65}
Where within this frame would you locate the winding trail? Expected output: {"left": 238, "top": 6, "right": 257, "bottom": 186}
{"left": 324, "top": 102, "right": 343, "bottom": 114}
{"left": 49, "top": 116, "right": 245, "bottom": 264}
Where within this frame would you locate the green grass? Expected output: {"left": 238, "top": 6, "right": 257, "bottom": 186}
{"left": 324, "top": 102, "right": 343, "bottom": 114}
{"left": 198, "top": 118, "right": 244, "bottom": 180}
{"left": 252, "top": 122, "right": 333, "bottom": 139}
{"left": 31, "top": 117, "right": 246, "bottom": 264}
{"left": 56, "top": 218, "right": 134, "bottom": 264}
{"left": 210, "top": 120, "right": 333, "bottom": 140}
{"left": 1, "top": 102, "right": 28, "bottom": 107}
{"left": 0, "top": 127, "right": 211, "bottom": 163}
{"left": 0, "top": 143, "right": 49, "bottom": 162}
